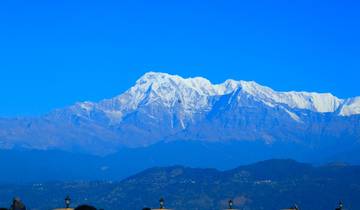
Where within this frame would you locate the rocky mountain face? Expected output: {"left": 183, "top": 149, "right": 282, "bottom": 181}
{"left": 0, "top": 72, "right": 359, "bottom": 156}
{"left": 1, "top": 159, "right": 359, "bottom": 210}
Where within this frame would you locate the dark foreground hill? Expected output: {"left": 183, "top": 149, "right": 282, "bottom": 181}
{"left": 0, "top": 159, "right": 359, "bottom": 210}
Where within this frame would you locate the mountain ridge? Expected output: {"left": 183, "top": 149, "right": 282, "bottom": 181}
{"left": 0, "top": 72, "right": 359, "bottom": 156}
{"left": 65, "top": 72, "right": 359, "bottom": 121}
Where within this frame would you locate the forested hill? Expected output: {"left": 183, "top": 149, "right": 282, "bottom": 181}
{"left": 0, "top": 159, "right": 359, "bottom": 210}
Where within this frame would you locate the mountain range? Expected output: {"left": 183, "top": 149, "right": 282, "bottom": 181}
{"left": 0, "top": 159, "right": 359, "bottom": 210}
{"left": 1, "top": 72, "right": 359, "bottom": 154}
{"left": 0, "top": 72, "right": 360, "bottom": 182}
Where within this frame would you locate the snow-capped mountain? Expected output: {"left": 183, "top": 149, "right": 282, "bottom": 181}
{"left": 67, "top": 72, "right": 357, "bottom": 120}
{"left": 61, "top": 72, "right": 358, "bottom": 123}
{"left": 0, "top": 72, "right": 359, "bottom": 155}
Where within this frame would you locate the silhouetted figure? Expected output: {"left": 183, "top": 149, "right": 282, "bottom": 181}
{"left": 74, "top": 205, "right": 97, "bottom": 210}
{"left": 142, "top": 208, "right": 151, "bottom": 210}
{"left": 9, "top": 197, "right": 26, "bottom": 210}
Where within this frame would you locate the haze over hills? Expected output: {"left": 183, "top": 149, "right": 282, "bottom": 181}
{"left": 0, "top": 72, "right": 360, "bottom": 182}
{"left": 0, "top": 159, "right": 359, "bottom": 210}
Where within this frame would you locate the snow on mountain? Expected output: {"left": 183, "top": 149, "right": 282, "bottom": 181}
{"left": 71, "top": 72, "right": 357, "bottom": 124}
{"left": 1, "top": 72, "right": 359, "bottom": 154}
{"left": 70, "top": 72, "right": 241, "bottom": 123}
{"left": 237, "top": 81, "right": 343, "bottom": 113}
{"left": 339, "top": 96, "right": 360, "bottom": 116}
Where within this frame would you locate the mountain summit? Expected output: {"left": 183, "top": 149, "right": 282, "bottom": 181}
{"left": 0, "top": 72, "right": 359, "bottom": 156}
{"left": 70, "top": 72, "right": 358, "bottom": 121}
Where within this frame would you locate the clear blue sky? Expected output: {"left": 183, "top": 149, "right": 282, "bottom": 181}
{"left": 1, "top": 0, "right": 359, "bottom": 116}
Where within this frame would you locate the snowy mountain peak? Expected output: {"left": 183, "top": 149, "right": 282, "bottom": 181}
{"left": 2, "top": 72, "right": 360, "bottom": 154}
{"left": 136, "top": 72, "right": 224, "bottom": 96}
{"left": 70, "top": 72, "right": 360, "bottom": 123}
{"left": 136, "top": 72, "right": 184, "bottom": 86}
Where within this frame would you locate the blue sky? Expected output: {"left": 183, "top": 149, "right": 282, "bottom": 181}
{"left": 0, "top": 0, "right": 359, "bottom": 116}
